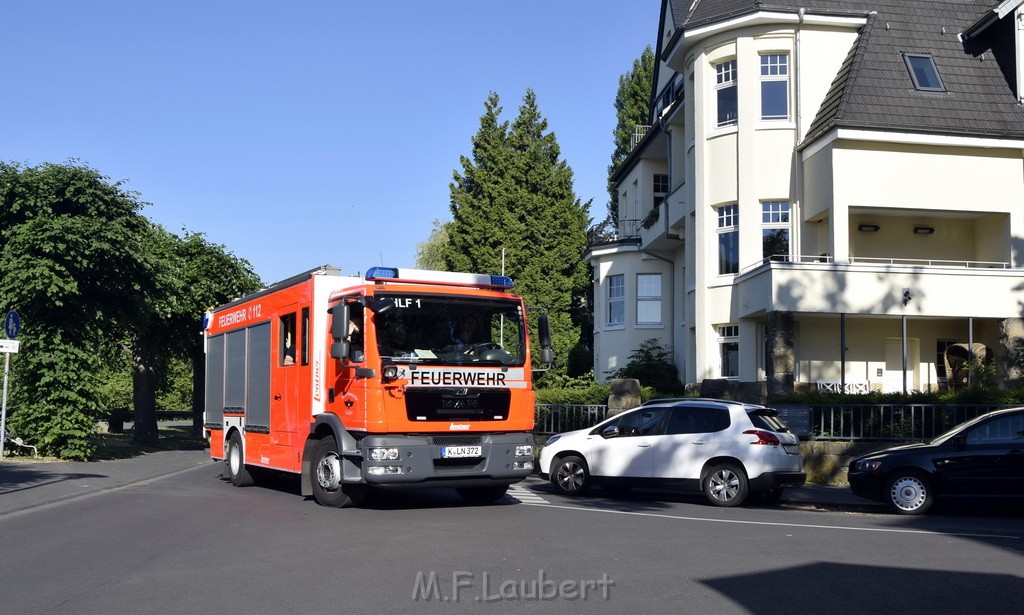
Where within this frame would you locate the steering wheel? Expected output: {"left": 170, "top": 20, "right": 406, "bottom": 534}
{"left": 464, "top": 342, "right": 502, "bottom": 355}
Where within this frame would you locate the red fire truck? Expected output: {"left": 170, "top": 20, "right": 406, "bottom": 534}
{"left": 203, "top": 265, "right": 552, "bottom": 507}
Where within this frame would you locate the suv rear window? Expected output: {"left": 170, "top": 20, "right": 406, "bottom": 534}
{"left": 748, "top": 408, "right": 790, "bottom": 433}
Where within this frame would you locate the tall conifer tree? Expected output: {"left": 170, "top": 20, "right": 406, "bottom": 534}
{"left": 448, "top": 90, "right": 590, "bottom": 376}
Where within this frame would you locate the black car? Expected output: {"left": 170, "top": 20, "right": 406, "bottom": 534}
{"left": 848, "top": 407, "right": 1024, "bottom": 514}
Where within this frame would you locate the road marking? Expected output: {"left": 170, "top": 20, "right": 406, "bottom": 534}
{"left": 520, "top": 502, "right": 1020, "bottom": 540}
{"left": 507, "top": 485, "right": 549, "bottom": 505}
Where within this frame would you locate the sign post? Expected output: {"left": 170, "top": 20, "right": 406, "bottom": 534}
{"left": 1, "top": 310, "right": 22, "bottom": 459}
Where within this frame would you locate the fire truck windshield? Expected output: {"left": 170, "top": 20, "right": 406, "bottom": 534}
{"left": 372, "top": 294, "right": 525, "bottom": 366}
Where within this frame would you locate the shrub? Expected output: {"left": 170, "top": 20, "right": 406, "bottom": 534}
{"left": 609, "top": 338, "right": 683, "bottom": 394}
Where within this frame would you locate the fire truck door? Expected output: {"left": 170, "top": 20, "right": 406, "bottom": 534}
{"left": 274, "top": 308, "right": 299, "bottom": 436}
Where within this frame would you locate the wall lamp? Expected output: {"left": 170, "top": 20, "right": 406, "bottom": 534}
{"left": 858, "top": 224, "right": 880, "bottom": 232}
{"left": 913, "top": 225, "right": 935, "bottom": 235}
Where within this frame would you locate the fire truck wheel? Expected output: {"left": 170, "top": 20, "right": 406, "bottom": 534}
{"left": 311, "top": 435, "right": 366, "bottom": 508}
{"left": 226, "top": 432, "right": 255, "bottom": 487}
{"left": 456, "top": 485, "right": 509, "bottom": 503}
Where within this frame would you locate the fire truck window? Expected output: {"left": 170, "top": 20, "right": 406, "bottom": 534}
{"left": 301, "top": 307, "right": 310, "bottom": 366}
{"left": 348, "top": 304, "right": 364, "bottom": 362}
{"left": 280, "top": 313, "right": 297, "bottom": 366}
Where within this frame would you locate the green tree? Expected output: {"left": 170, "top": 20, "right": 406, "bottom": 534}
{"left": 129, "top": 227, "right": 261, "bottom": 442}
{"left": 0, "top": 161, "right": 155, "bottom": 459}
{"left": 599, "top": 45, "right": 655, "bottom": 236}
{"left": 415, "top": 219, "right": 453, "bottom": 270}
{"left": 447, "top": 90, "right": 590, "bottom": 376}
{"left": 171, "top": 231, "right": 261, "bottom": 436}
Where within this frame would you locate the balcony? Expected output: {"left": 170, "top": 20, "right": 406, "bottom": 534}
{"left": 734, "top": 255, "right": 1020, "bottom": 319}
{"left": 587, "top": 218, "right": 642, "bottom": 249}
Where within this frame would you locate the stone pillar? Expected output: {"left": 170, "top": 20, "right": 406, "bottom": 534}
{"left": 998, "top": 317, "right": 1024, "bottom": 387}
{"left": 607, "top": 379, "right": 641, "bottom": 417}
{"left": 765, "top": 311, "right": 795, "bottom": 397}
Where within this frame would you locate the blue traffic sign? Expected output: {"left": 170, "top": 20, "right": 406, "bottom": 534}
{"left": 4, "top": 311, "right": 20, "bottom": 339}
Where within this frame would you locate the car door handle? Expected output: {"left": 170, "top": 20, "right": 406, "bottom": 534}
{"left": 637, "top": 442, "right": 651, "bottom": 447}
{"left": 692, "top": 440, "right": 707, "bottom": 445}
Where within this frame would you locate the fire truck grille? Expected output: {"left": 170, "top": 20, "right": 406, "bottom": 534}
{"left": 430, "top": 435, "right": 483, "bottom": 446}
{"left": 406, "top": 388, "right": 511, "bottom": 422}
{"left": 433, "top": 458, "right": 485, "bottom": 473}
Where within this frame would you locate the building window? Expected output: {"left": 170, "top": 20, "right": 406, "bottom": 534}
{"left": 608, "top": 274, "right": 625, "bottom": 326}
{"left": 761, "top": 200, "right": 790, "bottom": 261}
{"left": 653, "top": 173, "right": 668, "bottom": 208}
{"left": 717, "top": 204, "right": 739, "bottom": 274}
{"left": 760, "top": 54, "right": 789, "bottom": 119}
{"left": 715, "top": 60, "right": 737, "bottom": 127}
{"left": 719, "top": 325, "right": 739, "bottom": 378}
{"left": 904, "top": 53, "right": 945, "bottom": 91}
{"left": 636, "top": 273, "right": 662, "bottom": 325}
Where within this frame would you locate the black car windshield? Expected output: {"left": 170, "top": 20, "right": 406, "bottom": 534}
{"left": 373, "top": 294, "right": 525, "bottom": 366}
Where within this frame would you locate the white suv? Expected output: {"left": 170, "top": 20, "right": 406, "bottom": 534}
{"left": 538, "top": 398, "right": 805, "bottom": 507}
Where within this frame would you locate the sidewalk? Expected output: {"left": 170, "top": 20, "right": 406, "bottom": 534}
{"left": 0, "top": 449, "right": 213, "bottom": 517}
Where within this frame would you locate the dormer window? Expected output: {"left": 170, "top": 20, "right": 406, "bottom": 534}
{"left": 904, "top": 53, "right": 945, "bottom": 91}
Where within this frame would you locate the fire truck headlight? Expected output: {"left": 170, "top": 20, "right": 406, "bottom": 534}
{"left": 369, "top": 447, "right": 399, "bottom": 461}
{"left": 382, "top": 365, "right": 399, "bottom": 381}
{"left": 515, "top": 445, "right": 533, "bottom": 457}
{"left": 513, "top": 461, "right": 533, "bottom": 471}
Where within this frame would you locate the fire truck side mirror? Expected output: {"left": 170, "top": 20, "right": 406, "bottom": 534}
{"left": 329, "top": 303, "right": 350, "bottom": 360}
{"left": 537, "top": 313, "right": 554, "bottom": 366}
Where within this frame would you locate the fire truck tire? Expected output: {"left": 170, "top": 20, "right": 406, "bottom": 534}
{"left": 456, "top": 485, "right": 509, "bottom": 503}
{"left": 226, "top": 432, "right": 255, "bottom": 487}
{"left": 311, "top": 435, "right": 366, "bottom": 508}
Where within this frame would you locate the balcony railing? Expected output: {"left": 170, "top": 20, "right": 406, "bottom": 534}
{"left": 631, "top": 125, "right": 651, "bottom": 150}
{"left": 739, "top": 254, "right": 1011, "bottom": 275}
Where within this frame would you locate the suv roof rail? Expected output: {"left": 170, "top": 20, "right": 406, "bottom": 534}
{"left": 639, "top": 397, "right": 749, "bottom": 406}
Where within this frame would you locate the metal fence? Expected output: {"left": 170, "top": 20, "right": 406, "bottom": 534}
{"left": 808, "top": 404, "right": 1009, "bottom": 441}
{"left": 533, "top": 403, "right": 1014, "bottom": 442}
{"left": 534, "top": 404, "right": 607, "bottom": 436}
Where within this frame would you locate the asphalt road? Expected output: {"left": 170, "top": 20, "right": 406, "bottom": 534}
{"left": 0, "top": 456, "right": 1021, "bottom": 615}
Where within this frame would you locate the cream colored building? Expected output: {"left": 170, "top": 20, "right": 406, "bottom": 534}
{"left": 589, "top": 0, "right": 1024, "bottom": 396}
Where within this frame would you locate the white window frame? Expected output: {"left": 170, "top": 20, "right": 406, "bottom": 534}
{"left": 760, "top": 53, "right": 789, "bottom": 120}
{"left": 715, "top": 59, "right": 738, "bottom": 128}
{"left": 608, "top": 274, "right": 625, "bottom": 327}
{"left": 717, "top": 204, "right": 739, "bottom": 275}
{"left": 718, "top": 325, "right": 739, "bottom": 379}
{"left": 761, "top": 200, "right": 790, "bottom": 261}
{"left": 636, "top": 273, "right": 662, "bottom": 326}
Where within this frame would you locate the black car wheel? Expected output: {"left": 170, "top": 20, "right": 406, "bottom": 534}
{"left": 885, "top": 471, "right": 934, "bottom": 515}
{"left": 551, "top": 455, "right": 591, "bottom": 495}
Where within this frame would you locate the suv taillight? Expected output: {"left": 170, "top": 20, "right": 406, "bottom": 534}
{"left": 743, "top": 429, "right": 781, "bottom": 445}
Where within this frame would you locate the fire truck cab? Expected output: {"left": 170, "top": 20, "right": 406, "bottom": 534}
{"left": 204, "top": 265, "right": 552, "bottom": 507}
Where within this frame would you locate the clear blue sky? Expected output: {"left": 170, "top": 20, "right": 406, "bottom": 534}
{"left": 4, "top": 1, "right": 658, "bottom": 285}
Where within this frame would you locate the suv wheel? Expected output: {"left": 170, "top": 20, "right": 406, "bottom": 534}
{"left": 551, "top": 455, "right": 591, "bottom": 496}
{"left": 703, "top": 463, "right": 748, "bottom": 507}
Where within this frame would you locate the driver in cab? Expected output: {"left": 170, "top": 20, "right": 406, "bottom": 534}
{"left": 451, "top": 315, "right": 477, "bottom": 352}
